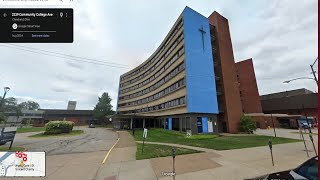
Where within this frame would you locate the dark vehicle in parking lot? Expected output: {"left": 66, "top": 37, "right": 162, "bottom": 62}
{"left": 252, "top": 156, "right": 318, "bottom": 180}
{"left": 299, "top": 119, "right": 314, "bottom": 129}
{"left": 88, "top": 119, "right": 96, "bottom": 128}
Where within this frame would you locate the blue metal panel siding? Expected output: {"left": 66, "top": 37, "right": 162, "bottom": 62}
{"left": 183, "top": 6, "right": 219, "bottom": 114}
{"left": 168, "top": 117, "right": 172, "bottom": 130}
{"left": 202, "top": 117, "right": 208, "bottom": 133}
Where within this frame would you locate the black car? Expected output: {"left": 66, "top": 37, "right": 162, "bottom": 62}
{"left": 251, "top": 156, "right": 318, "bottom": 180}
{"left": 88, "top": 119, "right": 96, "bottom": 128}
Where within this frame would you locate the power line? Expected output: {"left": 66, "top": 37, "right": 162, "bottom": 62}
{"left": 0, "top": 44, "right": 134, "bottom": 69}
{"left": 7, "top": 44, "right": 136, "bottom": 68}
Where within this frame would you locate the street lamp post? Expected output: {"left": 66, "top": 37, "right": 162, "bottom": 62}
{"left": 283, "top": 77, "right": 317, "bottom": 86}
{"left": 283, "top": 58, "right": 318, "bottom": 87}
{"left": 0, "top": 87, "right": 10, "bottom": 111}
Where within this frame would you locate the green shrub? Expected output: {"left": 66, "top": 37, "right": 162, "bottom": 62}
{"left": 239, "top": 115, "right": 257, "bottom": 134}
{"left": 44, "top": 121, "right": 75, "bottom": 135}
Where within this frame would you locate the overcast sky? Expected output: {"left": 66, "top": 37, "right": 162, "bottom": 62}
{"left": 0, "top": 0, "right": 318, "bottom": 110}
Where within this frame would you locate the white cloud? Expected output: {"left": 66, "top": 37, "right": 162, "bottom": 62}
{"left": 0, "top": 0, "right": 317, "bottom": 110}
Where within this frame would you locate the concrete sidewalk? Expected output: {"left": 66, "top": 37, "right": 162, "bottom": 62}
{"left": 158, "top": 141, "right": 317, "bottom": 180}
{"left": 256, "top": 128, "right": 318, "bottom": 142}
{"left": 95, "top": 131, "right": 157, "bottom": 180}
{"left": 138, "top": 135, "right": 317, "bottom": 180}
{"left": 96, "top": 130, "right": 318, "bottom": 180}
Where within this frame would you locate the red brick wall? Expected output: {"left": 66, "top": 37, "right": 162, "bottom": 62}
{"left": 208, "top": 12, "right": 242, "bottom": 133}
{"left": 264, "top": 108, "right": 318, "bottom": 121}
{"left": 250, "top": 116, "right": 280, "bottom": 129}
{"left": 33, "top": 119, "right": 45, "bottom": 127}
{"left": 250, "top": 115, "right": 300, "bottom": 129}
{"left": 236, "top": 59, "right": 263, "bottom": 113}
{"left": 251, "top": 116, "right": 266, "bottom": 129}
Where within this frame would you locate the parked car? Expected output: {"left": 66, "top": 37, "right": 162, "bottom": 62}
{"left": 88, "top": 120, "right": 96, "bottom": 128}
{"left": 301, "top": 122, "right": 310, "bottom": 129}
{"left": 253, "top": 156, "right": 318, "bottom": 180}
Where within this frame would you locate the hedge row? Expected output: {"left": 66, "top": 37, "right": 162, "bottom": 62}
{"left": 44, "top": 121, "right": 74, "bottom": 135}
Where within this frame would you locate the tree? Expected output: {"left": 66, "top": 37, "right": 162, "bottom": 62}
{"left": 0, "top": 112, "right": 6, "bottom": 124}
{"left": 21, "top": 118, "right": 33, "bottom": 128}
{"left": 0, "top": 97, "right": 22, "bottom": 125}
{"left": 93, "top": 92, "right": 114, "bottom": 121}
{"left": 239, "top": 115, "right": 257, "bottom": 134}
{"left": 18, "top": 101, "right": 40, "bottom": 110}
{"left": 1, "top": 97, "right": 18, "bottom": 110}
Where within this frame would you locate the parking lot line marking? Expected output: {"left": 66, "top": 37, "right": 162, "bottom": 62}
{"left": 102, "top": 138, "right": 120, "bottom": 164}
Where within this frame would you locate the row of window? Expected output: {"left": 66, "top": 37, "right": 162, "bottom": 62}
{"left": 118, "top": 78, "right": 185, "bottom": 108}
{"left": 118, "top": 62, "right": 185, "bottom": 102}
{"left": 121, "top": 34, "right": 184, "bottom": 88}
{"left": 121, "top": 19, "right": 183, "bottom": 81}
{"left": 119, "top": 47, "right": 185, "bottom": 94}
{"left": 118, "top": 96, "right": 186, "bottom": 115}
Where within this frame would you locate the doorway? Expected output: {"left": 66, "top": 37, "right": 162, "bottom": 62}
{"left": 172, "top": 118, "right": 179, "bottom": 131}
{"left": 197, "top": 117, "right": 202, "bottom": 133}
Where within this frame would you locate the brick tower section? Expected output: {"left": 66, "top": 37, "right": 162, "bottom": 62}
{"left": 208, "top": 11, "right": 242, "bottom": 133}
{"left": 235, "top": 59, "right": 263, "bottom": 113}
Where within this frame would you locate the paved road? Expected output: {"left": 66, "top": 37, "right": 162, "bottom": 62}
{"left": 12, "top": 127, "right": 118, "bottom": 155}
{"left": 8, "top": 127, "right": 118, "bottom": 180}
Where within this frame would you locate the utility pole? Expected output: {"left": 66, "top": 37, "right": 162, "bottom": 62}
{"left": 310, "top": 65, "right": 318, "bottom": 85}
{"left": 310, "top": 57, "right": 318, "bottom": 86}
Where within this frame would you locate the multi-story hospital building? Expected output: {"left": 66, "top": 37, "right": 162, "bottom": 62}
{"left": 114, "top": 7, "right": 262, "bottom": 134}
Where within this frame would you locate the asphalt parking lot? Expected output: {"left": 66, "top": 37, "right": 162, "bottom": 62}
{"left": 11, "top": 126, "right": 118, "bottom": 155}
{"left": 6, "top": 127, "right": 118, "bottom": 180}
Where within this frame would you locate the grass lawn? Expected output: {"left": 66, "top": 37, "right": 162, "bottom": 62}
{"left": 16, "top": 127, "right": 45, "bottom": 133}
{"left": 28, "top": 130, "right": 84, "bottom": 138}
{"left": 0, "top": 146, "right": 25, "bottom": 151}
{"left": 130, "top": 129, "right": 300, "bottom": 150}
{"left": 136, "top": 143, "right": 202, "bottom": 160}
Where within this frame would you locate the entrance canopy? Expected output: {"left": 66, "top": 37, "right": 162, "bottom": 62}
{"left": 106, "top": 114, "right": 156, "bottom": 120}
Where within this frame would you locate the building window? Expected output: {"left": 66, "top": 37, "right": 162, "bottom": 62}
{"left": 118, "top": 96, "right": 186, "bottom": 114}
{"left": 120, "top": 20, "right": 184, "bottom": 82}
{"left": 119, "top": 78, "right": 185, "bottom": 107}
{"left": 119, "top": 47, "right": 185, "bottom": 94}
{"left": 118, "top": 62, "right": 185, "bottom": 100}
